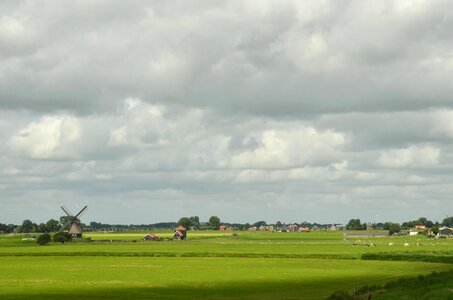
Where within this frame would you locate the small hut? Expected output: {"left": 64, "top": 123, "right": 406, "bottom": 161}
{"left": 144, "top": 233, "right": 159, "bottom": 241}
{"left": 173, "top": 226, "right": 187, "bottom": 240}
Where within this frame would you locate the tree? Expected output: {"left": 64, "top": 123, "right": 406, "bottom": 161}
{"left": 46, "top": 219, "right": 61, "bottom": 232}
{"left": 21, "top": 219, "right": 33, "bottom": 233}
{"left": 253, "top": 221, "right": 267, "bottom": 227}
{"left": 385, "top": 222, "right": 401, "bottom": 235}
{"left": 442, "top": 217, "right": 453, "bottom": 227}
{"left": 209, "top": 216, "right": 220, "bottom": 229}
{"left": 276, "top": 221, "right": 283, "bottom": 228}
{"left": 37, "top": 223, "right": 48, "bottom": 233}
{"left": 37, "top": 233, "right": 51, "bottom": 245}
{"left": 189, "top": 216, "right": 200, "bottom": 229}
{"left": 346, "top": 219, "right": 362, "bottom": 230}
{"left": 59, "top": 216, "right": 71, "bottom": 230}
{"left": 178, "top": 217, "right": 191, "bottom": 229}
{"left": 53, "top": 232, "right": 72, "bottom": 244}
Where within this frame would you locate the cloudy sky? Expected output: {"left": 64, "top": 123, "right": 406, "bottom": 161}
{"left": 1, "top": 1, "right": 453, "bottom": 225}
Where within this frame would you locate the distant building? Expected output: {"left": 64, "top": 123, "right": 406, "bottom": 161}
{"left": 219, "top": 225, "right": 226, "bottom": 231}
{"left": 144, "top": 233, "right": 159, "bottom": 241}
{"left": 288, "top": 224, "right": 298, "bottom": 232}
{"left": 438, "top": 227, "right": 453, "bottom": 238}
{"left": 311, "top": 225, "right": 320, "bottom": 231}
{"left": 299, "top": 227, "right": 310, "bottom": 232}
{"left": 173, "top": 226, "right": 187, "bottom": 240}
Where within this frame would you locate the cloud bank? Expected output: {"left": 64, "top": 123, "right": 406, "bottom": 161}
{"left": 1, "top": 1, "right": 453, "bottom": 223}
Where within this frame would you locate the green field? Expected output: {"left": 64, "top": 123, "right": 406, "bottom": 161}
{"left": 1, "top": 231, "right": 452, "bottom": 299}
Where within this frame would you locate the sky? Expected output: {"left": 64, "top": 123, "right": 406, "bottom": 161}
{"left": 1, "top": 0, "right": 453, "bottom": 225}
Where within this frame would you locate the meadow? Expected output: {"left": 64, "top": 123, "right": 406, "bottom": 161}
{"left": 1, "top": 231, "right": 452, "bottom": 299}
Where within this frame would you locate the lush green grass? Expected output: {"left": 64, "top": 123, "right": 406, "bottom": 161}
{"left": 0, "top": 256, "right": 450, "bottom": 300}
{"left": 1, "top": 231, "right": 452, "bottom": 299}
{"left": 328, "top": 270, "right": 453, "bottom": 300}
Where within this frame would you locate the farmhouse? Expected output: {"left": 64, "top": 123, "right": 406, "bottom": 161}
{"left": 311, "top": 225, "right": 319, "bottom": 231}
{"left": 299, "top": 227, "right": 310, "bottom": 232}
{"left": 288, "top": 224, "right": 298, "bottom": 232}
{"left": 438, "top": 227, "right": 453, "bottom": 238}
{"left": 219, "top": 225, "right": 226, "bottom": 231}
{"left": 173, "top": 226, "right": 187, "bottom": 240}
{"left": 143, "top": 233, "right": 159, "bottom": 241}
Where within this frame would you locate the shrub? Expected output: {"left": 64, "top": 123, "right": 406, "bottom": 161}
{"left": 37, "top": 233, "right": 51, "bottom": 245}
{"left": 53, "top": 232, "right": 72, "bottom": 244}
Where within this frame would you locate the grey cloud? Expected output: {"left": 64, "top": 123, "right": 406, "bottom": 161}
{"left": 1, "top": 1, "right": 453, "bottom": 224}
{"left": 2, "top": 1, "right": 453, "bottom": 115}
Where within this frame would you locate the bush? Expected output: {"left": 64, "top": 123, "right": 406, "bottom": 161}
{"left": 53, "top": 232, "right": 72, "bottom": 244}
{"left": 37, "top": 233, "right": 51, "bottom": 245}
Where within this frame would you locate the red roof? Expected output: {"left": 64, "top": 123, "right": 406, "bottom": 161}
{"left": 175, "top": 226, "right": 187, "bottom": 231}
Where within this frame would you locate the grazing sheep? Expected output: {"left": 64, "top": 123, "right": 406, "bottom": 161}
{"left": 404, "top": 243, "right": 409, "bottom": 247}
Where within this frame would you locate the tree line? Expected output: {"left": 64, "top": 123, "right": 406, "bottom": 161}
{"left": 346, "top": 216, "right": 453, "bottom": 234}
{"left": 2, "top": 216, "right": 453, "bottom": 233}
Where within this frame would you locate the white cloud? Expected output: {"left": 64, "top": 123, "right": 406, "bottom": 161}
{"left": 231, "top": 128, "right": 345, "bottom": 169}
{"left": 378, "top": 145, "right": 440, "bottom": 168}
{"left": 8, "top": 115, "right": 80, "bottom": 159}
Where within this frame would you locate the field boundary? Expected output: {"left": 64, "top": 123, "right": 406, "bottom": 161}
{"left": 362, "top": 251, "right": 453, "bottom": 264}
{"left": 0, "top": 251, "right": 357, "bottom": 260}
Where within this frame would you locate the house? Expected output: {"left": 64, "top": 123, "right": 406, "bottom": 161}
{"left": 173, "top": 226, "right": 187, "bottom": 240}
{"left": 299, "top": 227, "right": 310, "bottom": 232}
{"left": 219, "top": 225, "right": 226, "bottom": 231}
{"left": 280, "top": 225, "right": 290, "bottom": 232}
{"left": 311, "top": 225, "right": 320, "bottom": 231}
{"left": 437, "top": 227, "right": 453, "bottom": 238}
{"left": 288, "top": 224, "right": 298, "bottom": 232}
{"left": 415, "top": 225, "right": 426, "bottom": 230}
{"left": 143, "top": 233, "right": 159, "bottom": 241}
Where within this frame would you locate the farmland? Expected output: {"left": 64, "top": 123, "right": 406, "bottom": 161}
{"left": 1, "top": 231, "right": 452, "bottom": 299}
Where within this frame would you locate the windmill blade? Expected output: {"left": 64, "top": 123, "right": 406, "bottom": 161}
{"left": 75, "top": 205, "right": 88, "bottom": 219}
{"left": 61, "top": 205, "right": 73, "bottom": 216}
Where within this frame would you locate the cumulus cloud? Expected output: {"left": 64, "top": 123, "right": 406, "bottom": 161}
{"left": 8, "top": 115, "right": 81, "bottom": 159}
{"left": 231, "top": 128, "right": 345, "bottom": 169}
{"left": 378, "top": 145, "right": 440, "bottom": 168}
{"left": 1, "top": 1, "right": 453, "bottom": 223}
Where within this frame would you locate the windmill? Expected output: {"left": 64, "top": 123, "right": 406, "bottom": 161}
{"left": 61, "top": 205, "right": 87, "bottom": 238}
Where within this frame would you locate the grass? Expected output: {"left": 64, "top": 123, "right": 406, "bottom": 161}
{"left": 0, "top": 256, "right": 450, "bottom": 300}
{"left": 1, "top": 231, "right": 452, "bottom": 299}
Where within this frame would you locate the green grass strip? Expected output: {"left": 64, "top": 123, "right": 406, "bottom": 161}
{"left": 362, "top": 251, "right": 453, "bottom": 264}
{"left": 0, "top": 251, "right": 356, "bottom": 260}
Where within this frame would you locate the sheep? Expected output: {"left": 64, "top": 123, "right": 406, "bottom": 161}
{"left": 404, "top": 243, "right": 409, "bottom": 247}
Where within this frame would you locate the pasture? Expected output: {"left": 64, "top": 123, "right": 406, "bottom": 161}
{"left": 1, "top": 231, "right": 452, "bottom": 299}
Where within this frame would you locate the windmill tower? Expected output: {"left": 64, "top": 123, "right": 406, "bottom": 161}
{"left": 61, "top": 205, "right": 87, "bottom": 238}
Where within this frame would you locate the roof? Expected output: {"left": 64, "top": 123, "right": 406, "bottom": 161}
{"left": 175, "top": 226, "right": 187, "bottom": 231}
{"left": 147, "top": 234, "right": 158, "bottom": 237}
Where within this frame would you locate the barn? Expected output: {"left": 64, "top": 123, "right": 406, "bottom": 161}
{"left": 173, "top": 226, "right": 187, "bottom": 240}
{"left": 143, "top": 233, "right": 159, "bottom": 241}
